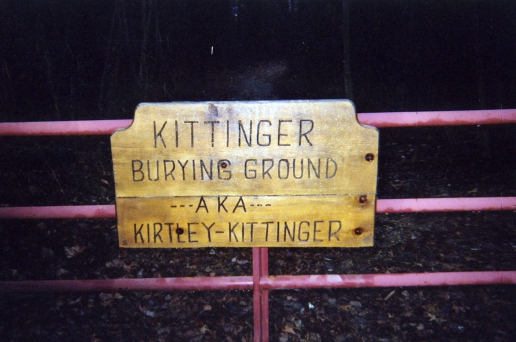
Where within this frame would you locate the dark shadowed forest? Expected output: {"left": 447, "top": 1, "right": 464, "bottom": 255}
{"left": 1, "top": 0, "right": 516, "bottom": 122}
{"left": 1, "top": 1, "right": 515, "bottom": 341}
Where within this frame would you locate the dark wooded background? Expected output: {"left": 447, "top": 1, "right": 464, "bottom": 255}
{"left": 1, "top": 0, "right": 515, "bottom": 121}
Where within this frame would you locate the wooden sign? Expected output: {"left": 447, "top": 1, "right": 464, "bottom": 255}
{"left": 111, "top": 100, "right": 379, "bottom": 248}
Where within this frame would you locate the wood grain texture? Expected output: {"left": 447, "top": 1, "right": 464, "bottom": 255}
{"left": 111, "top": 100, "right": 378, "bottom": 247}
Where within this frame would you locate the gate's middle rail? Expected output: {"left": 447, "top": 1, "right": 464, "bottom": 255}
{"left": 1, "top": 197, "right": 515, "bottom": 219}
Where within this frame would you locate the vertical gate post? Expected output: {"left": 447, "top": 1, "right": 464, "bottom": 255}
{"left": 253, "top": 247, "right": 270, "bottom": 342}
{"left": 253, "top": 247, "right": 262, "bottom": 341}
{"left": 260, "top": 247, "right": 269, "bottom": 341}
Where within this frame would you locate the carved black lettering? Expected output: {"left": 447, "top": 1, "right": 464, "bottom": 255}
{"left": 292, "top": 159, "right": 304, "bottom": 179}
{"left": 283, "top": 222, "right": 295, "bottom": 242}
{"left": 229, "top": 222, "right": 239, "bottom": 242}
{"left": 328, "top": 220, "right": 341, "bottom": 241}
{"left": 218, "top": 196, "right": 228, "bottom": 212}
{"left": 147, "top": 160, "right": 159, "bottom": 181}
{"left": 298, "top": 221, "right": 310, "bottom": 241}
{"left": 248, "top": 222, "right": 257, "bottom": 242}
{"left": 184, "top": 121, "right": 198, "bottom": 147}
{"left": 202, "top": 222, "right": 215, "bottom": 242}
{"left": 245, "top": 159, "right": 257, "bottom": 179}
{"left": 132, "top": 160, "right": 144, "bottom": 181}
{"left": 313, "top": 220, "right": 323, "bottom": 242}
{"left": 262, "top": 159, "right": 274, "bottom": 179}
{"left": 238, "top": 120, "right": 252, "bottom": 147}
{"left": 226, "top": 120, "right": 230, "bottom": 147}
{"left": 326, "top": 158, "right": 337, "bottom": 178}
{"left": 175, "top": 120, "right": 179, "bottom": 147}
{"left": 278, "top": 159, "right": 290, "bottom": 179}
{"left": 263, "top": 221, "right": 274, "bottom": 242}
{"left": 217, "top": 159, "right": 232, "bottom": 180}
{"left": 200, "top": 159, "right": 213, "bottom": 180}
{"left": 153, "top": 223, "right": 163, "bottom": 243}
{"left": 233, "top": 196, "right": 247, "bottom": 213}
{"left": 299, "top": 119, "right": 314, "bottom": 146}
{"left": 178, "top": 160, "right": 188, "bottom": 180}
{"left": 134, "top": 223, "right": 144, "bottom": 243}
{"left": 188, "top": 222, "right": 199, "bottom": 243}
{"left": 195, "top": 197, "right": 209, "bottom": 213}
{"left": 146, "top": 223, "right": 150, "bottom": 243}
{"left": 204, "top": 121, "right": 220, "bottom": 147}
{"left": 164, "top": 160, "right": 175, "bottom": 180}
{"left": 308, "top": 158, "right": 321, "bottom": 178}
{"left": 192, "top": 160, "right": 196, "bottom": 180}
{"left": 257, "top": 120, "right": 272, "bottom": 146}
{"left": 153, "top": 121, "right": 167, "bottom": 148}
{"left": 278, "top": 120, "right": 292, "bottom": 146}
{"left": 165, "top": 222, "right": 174, "bottom": 242}
{"left": 176, "top": 223, "right": 185, "bottom": 243}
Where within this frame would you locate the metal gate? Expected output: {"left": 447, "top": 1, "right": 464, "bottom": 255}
{"left": 1, "top": 109, "right": 516, "bottom": 341}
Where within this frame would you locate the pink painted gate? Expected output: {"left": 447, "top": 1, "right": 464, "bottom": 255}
{"left": 1, "top": 109, "right": 516, "bottom": 341}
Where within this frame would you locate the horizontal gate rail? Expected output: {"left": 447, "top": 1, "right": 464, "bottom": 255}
{"left": 0, "top": 276, "right": 253, "bottom": 292}
{"left": 0, "top": 109, "right": 515, "bottom": 136}
{"left": 1, "top": 197, "right": 515, "bottom": 219}
{"left": 0, "top": 119, "right": 133, "bottom": 136}
{"left": 358, "top": 108, "right": 516, "bottom": 127}
{"left": 261, "top": 271, "right": 516, "bottom": 289}
{"left": 0, "top": 271, "right": 515, "bottom": 293}
{"left": 0, "top": 204, "right": 116, "bottom": 219}
{"left": 376, "top": 197, "right": 516, "bottom": 213}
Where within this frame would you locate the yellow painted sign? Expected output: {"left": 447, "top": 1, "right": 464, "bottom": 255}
{"left": 111, "top": 100, "right": 379, "bottom": 248}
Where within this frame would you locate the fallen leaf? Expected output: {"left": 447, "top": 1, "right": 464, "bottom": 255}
{"left": 64, "top": 245, "right": 85, "bottom": 258}
{"left": 426, "top": 312, "right": 437, "bottom": 322}
{"left": 282, "top": 323, "right": 297, "bottom": 335}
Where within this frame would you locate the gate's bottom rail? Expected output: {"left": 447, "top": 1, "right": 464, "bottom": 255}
{"left": 1, "top": 271, "right": 514, "bottom": 293}
{"left": 1, "top": 269, "right": 515, "bottom": 341}
{"left": 0, "top": 276, "right": 253, "bottom": 292}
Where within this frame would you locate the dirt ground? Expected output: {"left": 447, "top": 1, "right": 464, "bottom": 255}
{"left": 0, "top": 124, "right": 515, "bottom": 341}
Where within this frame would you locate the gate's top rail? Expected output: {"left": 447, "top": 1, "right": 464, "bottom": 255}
{"left": 358, "top": 109, "right": 516, "bottom": 127}
{"left": 0, "top": 119, "right": 133, "bottom": 136}
{"left": 0, "top": 109, "right": 515, "bottom": 136}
